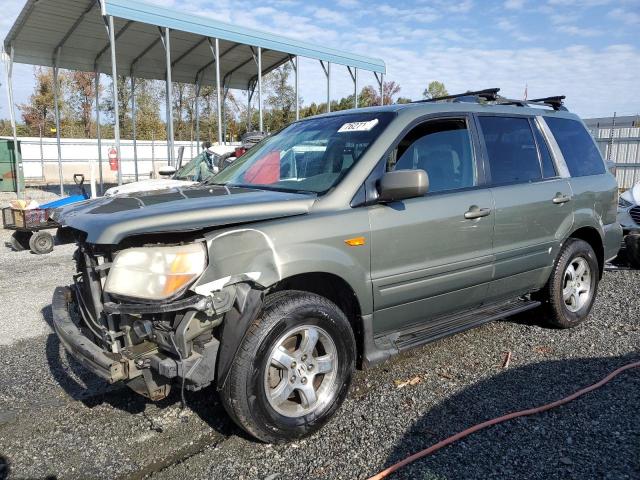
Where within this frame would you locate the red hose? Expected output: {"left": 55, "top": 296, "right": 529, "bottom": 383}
{"left": 367, "top": 360, "right": 640, "bottom": 480}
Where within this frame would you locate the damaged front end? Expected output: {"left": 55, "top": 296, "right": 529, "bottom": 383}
{"left": 52, "top": 238, "right": 263, "bottom": 401}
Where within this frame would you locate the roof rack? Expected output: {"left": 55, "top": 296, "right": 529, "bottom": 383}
{"left": 413, "top": 88, "right": 501, "bottom": 104}
{"left": 527, "top": 95, "right": 567, "bottom": 111}
{"left": 413, "top": 88, "right": 568, "bottom": 111}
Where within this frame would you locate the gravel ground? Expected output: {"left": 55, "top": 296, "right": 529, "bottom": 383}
{"left": 0, "top": 244, "right": 638, "bottom": 479}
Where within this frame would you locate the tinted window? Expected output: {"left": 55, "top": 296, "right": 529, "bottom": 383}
{"left": 533, "top": 123, "right": 557, "bottom": 178}
{"left": 545, "top": 117, "right": 605, "bottom": 177}
{"left": 479, "top": 116, "right": 542, "bottom": 184}
{"left": 387, "top": 119, "right": 475, "bottom": 193}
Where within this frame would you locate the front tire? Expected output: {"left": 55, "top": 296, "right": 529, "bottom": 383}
{"left": 539, "top": 238, "right": 599, "bottom": 328}
{"left": 221, "top": 290, "right": 356, "bottom": 443}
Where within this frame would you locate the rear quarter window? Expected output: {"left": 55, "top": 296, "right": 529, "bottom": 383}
{"left": 545, "top": 117, "right": 605, "bottom": 177}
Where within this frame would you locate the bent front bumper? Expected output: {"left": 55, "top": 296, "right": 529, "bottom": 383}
{"left": 52, "top": 286, "right": 126, "bottom": 383}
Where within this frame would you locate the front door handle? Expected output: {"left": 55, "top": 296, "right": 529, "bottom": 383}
{"left": 464, "top": 207, "right": 491, "bottom": 219}
{"left": 552, "top": 194, "right": 572, "bottom": 204}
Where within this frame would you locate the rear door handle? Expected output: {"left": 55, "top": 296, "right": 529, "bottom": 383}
{"left": 464, "top": 207, "right": 491, "bottom": 219}
{"left": 552, "top": 194, "right": 572, "bottom": 204}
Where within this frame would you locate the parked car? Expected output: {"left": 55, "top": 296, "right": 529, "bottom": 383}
{"left": 104, "top": 144, "right": 236, "bottom": 196}
{"left": 617, "top": 182, "right": 640, "bottom": 267}
{"left": 52, "top": 89, "right": 621, "bottom": 443}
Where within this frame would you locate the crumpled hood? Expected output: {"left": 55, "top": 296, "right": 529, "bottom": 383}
{"left": 55, "top": 185, "right": 315, "bottom": 244}
{"left": 620, "top": 182, "right": 640, "bottom": 206}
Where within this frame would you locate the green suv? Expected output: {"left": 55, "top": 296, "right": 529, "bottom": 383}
{"left": 52, "top": 89, "right": 621, "bottom": 442}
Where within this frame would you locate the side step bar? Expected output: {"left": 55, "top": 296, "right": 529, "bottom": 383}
{"left": 389, "top": 298, "right": 541, "bottom": 352}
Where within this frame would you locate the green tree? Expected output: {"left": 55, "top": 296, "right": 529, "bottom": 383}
{"left": 68, "top": 71, "right": 99, "bottom": 138}
{"left": 18, "top": 67, "right": 66, "bottom": 137}
{"left": 264, "top": 63, "right": 296, "bottom": 131}
{"left": 423, "top": 80, "right": 448, "bottom": 100}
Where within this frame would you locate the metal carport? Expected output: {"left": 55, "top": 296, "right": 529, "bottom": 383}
{"left": 3, "top": 0, "right": 386, "bottom": 198}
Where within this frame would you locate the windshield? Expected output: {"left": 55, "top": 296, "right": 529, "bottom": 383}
{"left": 209, "top": 112, "right": 394, "bottom": 193}
{"left": 174, "top": 151, "right": 219, "bottom": 182}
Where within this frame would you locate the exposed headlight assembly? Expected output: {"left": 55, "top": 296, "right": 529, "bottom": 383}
{"left": 104, "top": 243, "right": 207, "bottom": 301}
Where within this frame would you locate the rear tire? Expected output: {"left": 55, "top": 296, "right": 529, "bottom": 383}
{"left": 29, "top": 231, "right": 54, "bottom": 255}
{"left": 220, "top": 290, "right": 356, "bottom": 443}
{"left": 538, "top": 238, "right": 599, "bottom": 328}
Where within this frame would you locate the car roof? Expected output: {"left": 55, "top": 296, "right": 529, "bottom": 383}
{"left": 311, "top": 101, "right": 583, "bottom": 123}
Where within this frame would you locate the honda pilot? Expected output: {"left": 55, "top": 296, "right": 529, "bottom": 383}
{"left": 53, "top": 88, "right": 622, "bottom": 443}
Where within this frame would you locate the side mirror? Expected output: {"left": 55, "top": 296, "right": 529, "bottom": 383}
{"left": 378, "top": 169, "right": 429, "bottom": 202}
{"left": 158, "top": 165, "right": 177, "bottom": 177}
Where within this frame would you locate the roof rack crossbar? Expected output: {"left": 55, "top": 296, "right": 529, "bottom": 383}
{"left": 498, "top": 95, "right": 567, "bottom": 111}
{"left": 413, "top": 88, "right": 501, "bottom": 104}
{"left": 528, "top": 95, "right": 566, "bottom": 110}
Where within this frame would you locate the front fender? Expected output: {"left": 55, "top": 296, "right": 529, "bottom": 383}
{"left": 193, "top": 225, "right": 373, "bottom": 315}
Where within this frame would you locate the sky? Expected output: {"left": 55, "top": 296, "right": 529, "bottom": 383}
{"left": 1, "top": 0, "right": 639, "bottom": 120}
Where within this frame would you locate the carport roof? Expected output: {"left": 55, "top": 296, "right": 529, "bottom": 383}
{"left": 4, "top": 0, "right": 386, "bottom": 90}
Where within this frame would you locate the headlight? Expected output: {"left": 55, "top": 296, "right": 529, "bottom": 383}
{"left": 104, "top": 243, "right": 207, "bottom": 301}
{"left": 619, "top": 197, "right": 633, "bottom": 209}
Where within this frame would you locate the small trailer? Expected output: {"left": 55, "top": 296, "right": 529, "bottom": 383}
{"left": 3, "top": 175, "right": 89, "bottom": 254}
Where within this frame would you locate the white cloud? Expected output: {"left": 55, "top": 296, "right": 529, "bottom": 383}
{"left": 312, "top": 7, "right": 350, "bottom": 26}
{"left": 336, "top": 0, "right": 361, "bottom": 7}
{"left": 497, "top": 17, "right": 537, "bottom": 42}
{"left": 557, "top": 25, "right": 603, "bottom": 37}
{"left": 608, "top": 7, "right": 640, "bottom": 25}
{"left": 504, "top": 0, "right": 525, "bottom": 9}
{"left": 378, "top": 43, "right": 640, "bottom": 117}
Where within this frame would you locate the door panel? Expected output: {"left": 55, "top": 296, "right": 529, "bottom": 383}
{"left": 369, "top": 189, "right": 495, "bottom": 333}
{"left": 488, "top": 178, "right": 573, "bottom": 301}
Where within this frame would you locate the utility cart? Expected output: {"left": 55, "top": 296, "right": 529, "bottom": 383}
{"left": 3, "top": 174, "right": 89, "bottom": 254}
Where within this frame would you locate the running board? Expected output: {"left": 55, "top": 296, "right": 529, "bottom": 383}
{"left": 387, "top": 298, "right": 541, "bottom": 352}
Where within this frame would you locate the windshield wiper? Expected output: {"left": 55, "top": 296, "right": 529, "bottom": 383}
{"left": 230, "top": 183, "right": 316, "bottom": 195}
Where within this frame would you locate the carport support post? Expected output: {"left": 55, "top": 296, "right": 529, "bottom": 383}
{"left": 130, "top": 75, "right": 138, "bottom": 181}
{"left": 164, "top": 27, "right": 175, "bottom": 165}
{"left": 258, "top": 47, "right": 263, "bottom": 132}
{"left": 375, "top": 72, "right": 384, "bottom": 106}
{"left": 5, "top": 44, "right": 24, "bottom": 199}
{"left": 107, "top": 15, "right": 122, "bottom": 185}
{"left": 320, "top": 60, "right": 330, "bottom": 113}
{"left": 53, "top": 47, "right": 64, "bottom": 195}
{"left": 292, "top": 56, "right": 299, "bottom": 120}
{"left": 348, "top": 66, "right": 358, "bottom": 108}
{"left": 94, "top": 68, "right": 104, "bottom": 194}
{"left": 194, "top": 76, "right": 201, "bottom": 153}
{"left": 215, "top": 39, "right": 223, "bottom": 145}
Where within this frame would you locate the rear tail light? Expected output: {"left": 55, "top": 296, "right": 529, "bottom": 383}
{"left": 235, "top": 147, "right": 246, "bottom": 158}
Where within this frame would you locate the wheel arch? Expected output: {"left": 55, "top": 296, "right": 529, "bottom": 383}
{"left": 272, "top": 272, "right": 365, "bottom": 365}
{"left": 568, "top": 226, "right": 604, "bottom": 278}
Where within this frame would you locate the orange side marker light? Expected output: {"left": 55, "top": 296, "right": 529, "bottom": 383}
{"left": 345, "top": 236, "right": 366, "bottom": 247}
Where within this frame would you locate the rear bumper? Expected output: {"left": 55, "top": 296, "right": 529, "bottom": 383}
{"left": 52, "top": 286, "right": 126, "bottom": 384}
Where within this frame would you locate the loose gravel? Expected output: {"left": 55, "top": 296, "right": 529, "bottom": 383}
{"left": 0, "top": 239, "right": 638, "bottom": 479}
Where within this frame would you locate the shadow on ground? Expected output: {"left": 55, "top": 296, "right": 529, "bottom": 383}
{"left": 41, "top": 305, "right": 243, "bottom": 440}
{"left": 382, "top": 354, "right": 640, "bottom": 480}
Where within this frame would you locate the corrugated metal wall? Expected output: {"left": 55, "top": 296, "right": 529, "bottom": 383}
{"left": 590, "top": 126, "right": 640, "bottom": 190}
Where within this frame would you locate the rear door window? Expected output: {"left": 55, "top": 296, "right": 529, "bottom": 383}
{"left": 544, "top": 117, "right": 605, "bottom": 177}
{"left": 478, "top": 116, "right": 542, "bottom": 185}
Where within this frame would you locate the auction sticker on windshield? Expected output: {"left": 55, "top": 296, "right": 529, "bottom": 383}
{"left": 338, "top": 119, "right": 379, "bottom": 133}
